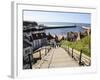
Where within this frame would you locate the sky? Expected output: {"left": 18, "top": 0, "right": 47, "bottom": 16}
{"left": 23, "top": 10, "right": 91, "bottom": 24}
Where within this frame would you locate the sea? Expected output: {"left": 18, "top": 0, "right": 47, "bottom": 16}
{"left": 38, "top": 22, "right": 91, "bottom": 38}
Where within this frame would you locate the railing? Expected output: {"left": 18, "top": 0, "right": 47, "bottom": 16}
{"left": 64, "top": 46, "right": 91, "bottom": 66}
{"left": 23, "top": 45, "right": 51, "bottom": 69}
{"left": 34, "top": 46, "right": 51, "bottom": 58}
{"left": 32, "top": 46, "right": 51, "bottom": 64}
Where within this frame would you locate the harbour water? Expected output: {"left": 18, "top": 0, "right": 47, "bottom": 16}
{"left": 43, "top": 23, "right": 91, "bottom": 38}
{"left": 45, "top": 26, "right": 83, "bottom": 38}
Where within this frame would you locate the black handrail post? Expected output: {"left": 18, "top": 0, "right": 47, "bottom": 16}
{"left": 79, "top": 50, "right": 82, "bottom": 65}
{"left": 72, "top": 48, "right": 73, "bottom": 58}
{"left": 48, "top": 48, "right": 49, "bottom": 52}
{"left": 49, "top": 47, "right": 50, "bottom": 52}
{"left": 89, "top": 61, "right": 91, "bottom": 66}
{"left": 39, "top": 50, "right": 41, "bottom": 60}
{"left": 28, "top": 54, "right": 32, "bottom": 69}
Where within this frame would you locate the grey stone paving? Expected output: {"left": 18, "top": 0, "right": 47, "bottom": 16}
{"left": 32, "top": 47, "right": 79, "bottom": 69}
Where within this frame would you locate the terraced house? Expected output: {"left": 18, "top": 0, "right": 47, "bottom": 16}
{"left": 23, "top": 21, "right": 47, "bottom": 69}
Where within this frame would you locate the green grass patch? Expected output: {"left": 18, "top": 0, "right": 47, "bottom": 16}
{"left": 60, "top": 35, "right": 91, "bottom": 57}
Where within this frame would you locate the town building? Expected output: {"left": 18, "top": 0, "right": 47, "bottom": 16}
{"left": 23, "top": 21, "right": 47, "bottom": 69}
